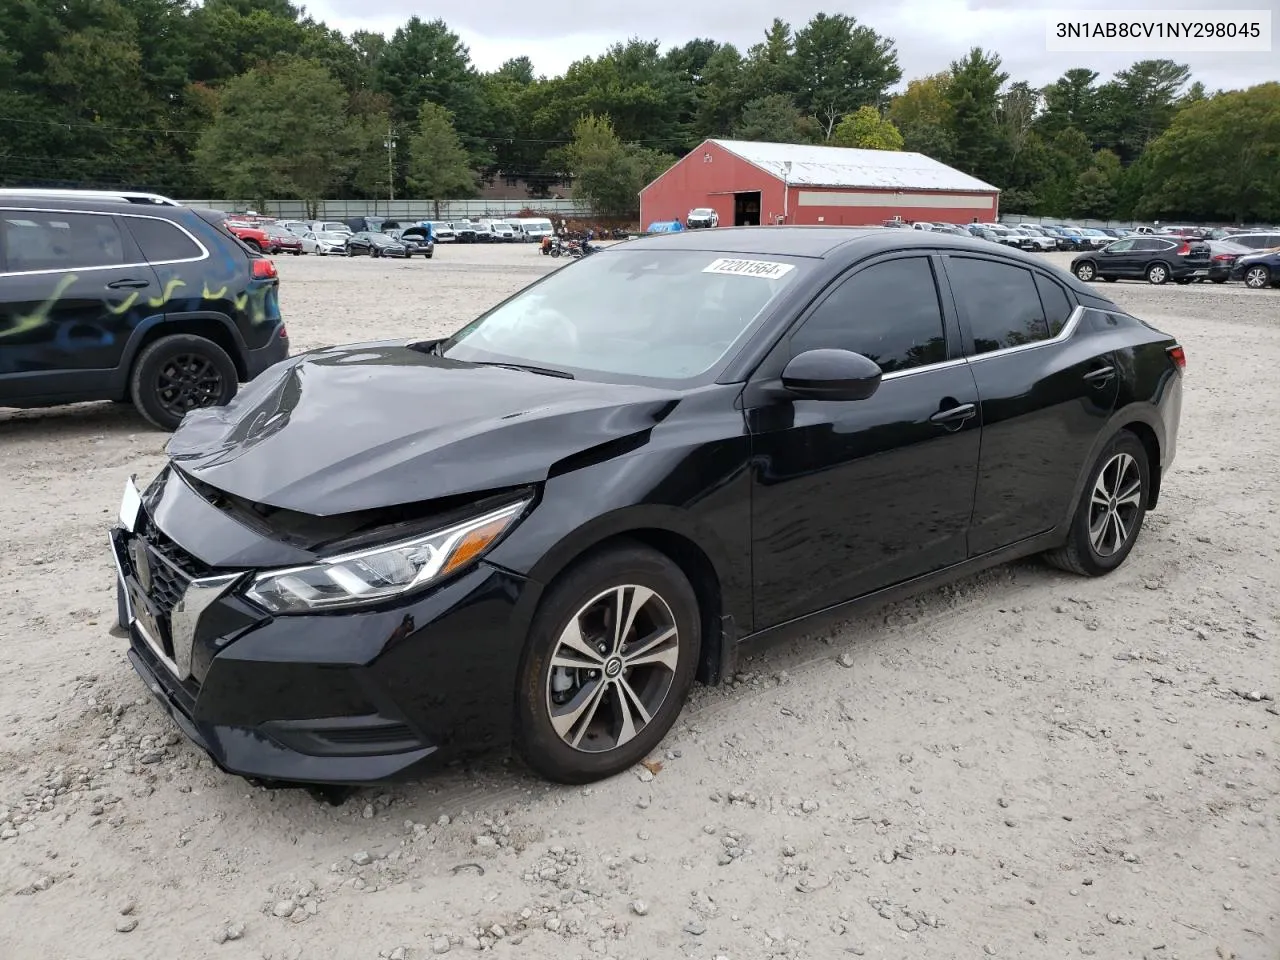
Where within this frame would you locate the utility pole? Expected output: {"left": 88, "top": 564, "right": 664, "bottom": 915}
{"left": 384, "top": 126, "right": 397, "bottom": 203}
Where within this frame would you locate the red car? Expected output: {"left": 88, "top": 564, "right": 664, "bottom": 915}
{"left": 224, "top": 220, "right": 272, "bottom": 253}
{"left": 264, "top": 224, "right": 303, "bottom": 256}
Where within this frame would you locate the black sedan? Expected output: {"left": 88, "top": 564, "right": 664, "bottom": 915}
{"left": 392, "top": 226, "right": 435, "bottom": 258}
{"left": 1071, "top": 235, "right": 1212, "bottom": 285}
{"left": 1229, "top": 249, "right": 1280, "bottom": 289}
{"left": 1205, "top": 239, "right": 1253, "bottom": 283}
{"left": 109, "top": 228, "right": 1184, "bottom": 787}
{"left": 345, "top": 231, "right": 412, "bottom": 258}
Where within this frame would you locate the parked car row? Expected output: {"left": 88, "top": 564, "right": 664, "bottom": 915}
{"left": 1070, "top": 233, "right": 1280, "bottom": 288}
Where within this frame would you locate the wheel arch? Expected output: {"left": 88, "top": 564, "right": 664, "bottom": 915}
{"left": 520, "top": 506, "right": 741, "bottom": 687}
{"left": 114, "top": 311, "right": 248, "bottom": 398}
{"left": 1060, "top": 405, "right": 1166, "bottom": 530}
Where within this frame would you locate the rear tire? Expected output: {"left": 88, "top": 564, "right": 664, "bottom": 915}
{"left": 1146, "top": 262, "right": 1170, "bottom": 284}
{"left": 242, "top": 239, "right": 262, "bottom": 253}
{"left": 513, "top": 542, "right": 701, "bottom": 784}
{"left": 129, "top": 334, "right": 238, "bottom": 431}
{"left": 1044, "top": 431, "right": 1150, "bottom": 577}
{"left": 1243, "top": 264, "right": 1272, "bottom": 289}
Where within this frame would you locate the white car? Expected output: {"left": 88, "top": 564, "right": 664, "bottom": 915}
{"left": 276, "top": 220, "right": 311, "bottom": 236}
{"left": 301, "top": 230, "right": 349, "bottom": 255}
{"left": 1012, "top": 227, "right": 1056, "bottom": 251}
{"left": 687, "top": 207, "right": 719, "bottom": 229}
{"left": 429, "top": 222, "right": 456, "bottom": 242}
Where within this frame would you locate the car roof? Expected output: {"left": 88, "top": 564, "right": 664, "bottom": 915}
{"left": 621, "top": 225, "right": 1098, "bottom": 296}
{"left": 0, "top": 191, "right": 191, "bottom": 218}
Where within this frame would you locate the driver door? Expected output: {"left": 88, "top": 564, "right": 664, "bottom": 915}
{"left": 743, "top": 254, "right": 982, "bottom": 630}
{"left": 1095, "top": 237, "right": 1138, "bottom": 277}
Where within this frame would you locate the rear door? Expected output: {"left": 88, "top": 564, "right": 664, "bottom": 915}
{"left": 0, "top": 207, "right": 160, "bottom": 403}
{"left": 938, "top": 253, "right": 1119, "bottom": 555}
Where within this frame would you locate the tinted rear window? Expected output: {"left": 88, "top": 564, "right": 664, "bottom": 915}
{"left": 125, "top": 216, "right": 202, "bottom": 262}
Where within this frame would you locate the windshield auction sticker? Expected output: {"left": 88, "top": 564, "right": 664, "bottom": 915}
{"left": 703, "top": 258, "right": 796, "bottom": 279}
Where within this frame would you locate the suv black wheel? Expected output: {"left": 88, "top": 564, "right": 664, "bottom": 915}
{"left": 129, "top": 334, "right": 238, "bottom": 431}
{"left": 1044, "top": 430, "right": 1150, "bottom": 577}
{"left": 242, "top": 239, "right": 262, "bottom": 253}
{"left": 514, "top": 542, "right": 701, "bottom": 784}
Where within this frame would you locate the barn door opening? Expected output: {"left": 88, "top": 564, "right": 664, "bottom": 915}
{"left": 733, "top": 192, "right": 761, "bottom": 226}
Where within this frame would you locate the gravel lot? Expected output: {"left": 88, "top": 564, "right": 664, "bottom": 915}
{"left": 1, "top": 243, "right": 1277, "bottom": 960}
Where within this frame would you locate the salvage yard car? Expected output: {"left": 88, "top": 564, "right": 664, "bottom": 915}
{"left": 1071, "top": 235, "right": 1212, "bottom": 285}
{"left": 1, "top": 189, "right": 288, "bottom": 430}
{"left": 109, "top": 227, "right": 1183, "bottom": 787}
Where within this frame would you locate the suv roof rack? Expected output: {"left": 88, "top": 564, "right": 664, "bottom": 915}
{"left": 0, "top": 188, "right": 182, "bottom": 206}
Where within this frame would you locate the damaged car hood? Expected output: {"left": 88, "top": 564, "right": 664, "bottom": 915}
{"left": 167, "top": 341, "right": 681, "bottom": 515}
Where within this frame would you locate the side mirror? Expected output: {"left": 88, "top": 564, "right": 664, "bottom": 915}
{"left": 780, "top": 349, "right": 883, "bottom": 402}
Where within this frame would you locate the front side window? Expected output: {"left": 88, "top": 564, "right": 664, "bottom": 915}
{"left": 946, "top": 256, "right": 1050, "bottom": 354}
{"left": 442, "top": 250, "right": 804, "bottom": 382}
{"left": 790, "top": 257, "right": 947, "bottom": 374}
{"left": 1, "top": 210, "right": 126, "bottom": 272}
{"left": 1105, "top": 239, "right": 1135, "bottom": 252}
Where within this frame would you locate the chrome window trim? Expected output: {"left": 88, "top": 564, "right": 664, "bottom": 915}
{"left": 0, "top": 206, "right": 210, "bottom": 278}
{"left": 878, "top": 305, "right": 1085, "bottom": 381}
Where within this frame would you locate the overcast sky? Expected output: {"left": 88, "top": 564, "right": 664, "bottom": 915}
{"left": 304, "top": 0, "right": 1277, "bottom": 91}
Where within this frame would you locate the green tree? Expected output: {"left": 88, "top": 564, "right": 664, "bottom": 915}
{"left": 560, "top": 114, "right": 671, "bottom": 217}
{"left": 944, "top": 48, "right": 1008, "bottom": 183}
{"left": 831, "top": 106, "right": 904, "bottom": 150}
{"left": 407, "top": 101, "right": 476, "bottom": 199}
{"left": 793, "top": 13, "right": 901, "bottom": 139}
{"left": 1073, "top": 149, "right": 1121, "bottom": 219}
{"left": 888, "top": 72, "right": 954, "bottom": 160}
{"left": 194, "top": 57, "right": 354, "bottom": 211}
{"left": 733, "top": 94, "right": 820, "bottom": 143}
{"left": 1037, "top": 68, "right": 1099, "bottom": 139}
{"left": 1140, "top": 83, "right": 1280, "bottom": 222}
{"left": 739, "top": 18, "right": 800, "bottom": 103}
{"left": 695, "top": 44, "right": 747, "bottom": 137}
{"left": 1093, "top": 59, "right": 1191, "bottom": 162}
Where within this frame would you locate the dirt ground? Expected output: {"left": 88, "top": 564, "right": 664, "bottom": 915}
{"left": 1, "top": 242, "right": 1277, "bottom": 960}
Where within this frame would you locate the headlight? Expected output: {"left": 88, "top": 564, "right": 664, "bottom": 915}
{"left": 244, "top": 500, "right": 528, "bottom": 614}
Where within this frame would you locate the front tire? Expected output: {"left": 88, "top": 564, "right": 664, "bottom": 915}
{"left": 1074, "top": 261, "right": 1097, "bottom": 281}
{"left": 1044, "top": 431, "right": 1150, "bottom": 577}
{"left": 514, "top": 542, "right": 701, "bottom": 784}
{"left": 129, "top": 334, "right": 238, "bottom": 431}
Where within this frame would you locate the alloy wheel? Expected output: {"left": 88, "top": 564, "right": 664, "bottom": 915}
{"left": 545, "top": 585, "right": 680, "bottom": 754}
{"left": 1244, "top": 266, "right": 1270, "bottom": 289}
{"left": 1075, "top": 262, "right": 1095, "bottom": 281}
{"left": 1147, "top": 264, "right": 1168, "bottom": 284}
{"left": 1088, "top": 452, "right": 1142, "bottom": 558}
{"left": 155, "top": 353, "right": 225, "bottom": 419}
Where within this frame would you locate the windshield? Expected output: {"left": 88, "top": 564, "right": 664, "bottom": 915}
{"left": 440, "top": 249, "right": 805, "bottom": 383}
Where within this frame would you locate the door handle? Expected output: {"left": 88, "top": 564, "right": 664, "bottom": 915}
{"left": 930, "top": 402, "right": 976, "bottom": 425}
{"left": 107, "top": 278, "right": 151, "bottom": 289}
{"left": 1083, "top": 365, "right": 1115, "bottom": 385}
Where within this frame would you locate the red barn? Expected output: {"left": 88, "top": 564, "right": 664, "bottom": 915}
{"left": 640, "top": 139, "right": 1000, "bottom": 229}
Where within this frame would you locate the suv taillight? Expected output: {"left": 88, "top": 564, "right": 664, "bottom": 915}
{"left": 1175, "top": 242, "right": 1191, "bottom": 255}
{"left": 252, "top": 258, "right": 277, "bottom": 279}
{"left": 1167, "top": 344, "right": 1186, "bottom": 370}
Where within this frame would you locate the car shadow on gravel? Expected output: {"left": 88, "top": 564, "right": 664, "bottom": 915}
{"left": 270, "top": 554, "right": 1062, "bottom": 812}
{"left": 0, "top": 400, "right": 160, "bottom": 439}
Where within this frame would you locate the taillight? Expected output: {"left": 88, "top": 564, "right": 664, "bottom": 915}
{"left": 252, "top": 258, "right": 277, "bottom": 279}
{"left": 278, "top": 324, "right": 288, "bottom": 339}
{"left": 1167, "top": 344, "right": 1186, "bottom": 370}
{"left": 1175, "top": 242, "right": 1191, "bottom": 255}
{"left": 1213, "top": 253, "right": 1232, "bottom": 261}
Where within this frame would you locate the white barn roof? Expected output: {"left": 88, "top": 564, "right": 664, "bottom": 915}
{"left": 711, "top": 139, "right": 999, "bottom": 194}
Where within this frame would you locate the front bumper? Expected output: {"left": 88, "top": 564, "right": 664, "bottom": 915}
{"left": 109, "top": 494, "right": 537, "bottom": 784}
